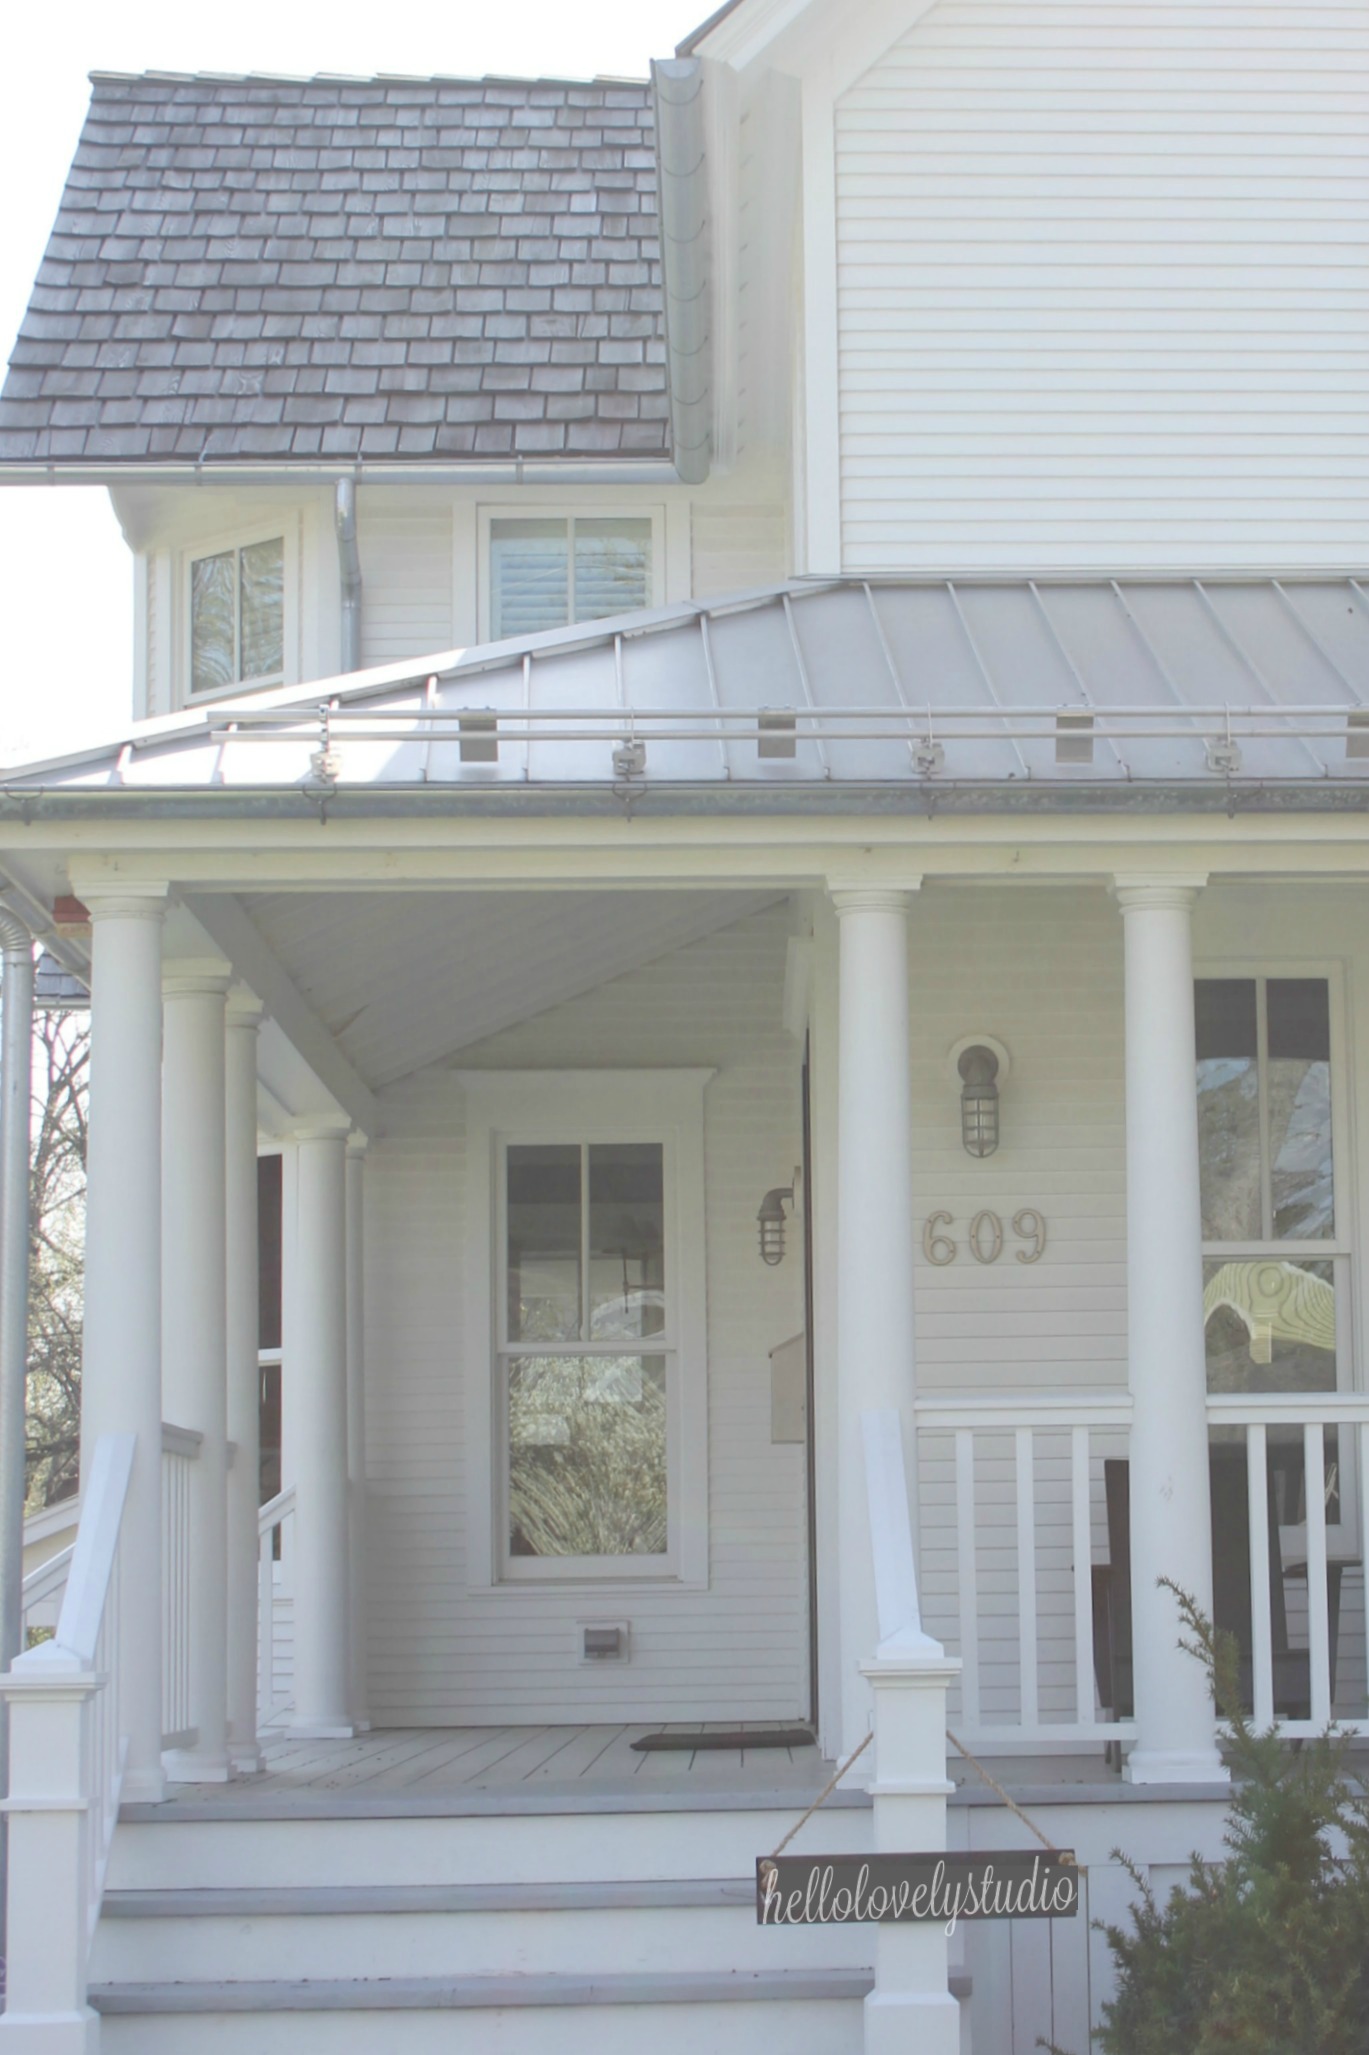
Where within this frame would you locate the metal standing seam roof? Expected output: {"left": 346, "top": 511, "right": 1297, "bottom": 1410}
{"left": 9, "top": 578, "right": 1369, "bottom": 811}
{"left": 0, "top": 71, "right": 668, "bottom": 466}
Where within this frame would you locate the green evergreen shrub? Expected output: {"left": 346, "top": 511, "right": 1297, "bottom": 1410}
{"left": 1053, "top": 1581, "right": 1369, "bottom": 2054}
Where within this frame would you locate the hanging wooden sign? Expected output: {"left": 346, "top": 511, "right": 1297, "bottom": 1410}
{"left": 756, "top": 1850, "right": 1078, "bottom": 1928}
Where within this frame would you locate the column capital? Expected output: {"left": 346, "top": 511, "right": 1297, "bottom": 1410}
{"left": 163, "top": 956, "right": 233, "bottom": 998}
{"left": 225, "top": 985, "right": 265, "bottom": 1029}
{"left": 829, "top": 882, "right": 922, "bottom": 917}
{"left": 346, "top": 1130, "right": 370, "bottom": 1159}
{"left": 292, "top": 1112, "right": 352, "bottom": 1144}
{"left": 74, "top": 882, "right": 169, "bottom": 923}
{"left": 1111, "top": 874, "right": 1208, "bottom": 915}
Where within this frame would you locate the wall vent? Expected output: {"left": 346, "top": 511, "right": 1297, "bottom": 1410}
{"left": 580, "top": 1621, "right": 630, "bottom": 1663}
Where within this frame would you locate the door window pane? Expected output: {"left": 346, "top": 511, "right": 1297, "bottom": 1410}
{"left": 1267, "top": 979, "right": 1334, "bottom": 1240}
{"left": 588, "top": 1143, "right": 664, "bottom": 1340}
{"left": 508, "top": 1354, "right": 667, "bottom": 1557}
{"left": 490, "top": 519, "right": 570, "bottom": 639}
{"left": 506, "top": 1144, "right": 581, "bottom": 1342}
{"left": 240, "top": 537, "right": 284, "bottom": 680}
{"left": 190, "top": 551, "right": 235, "bottom": 695}
{"left": 1203, "top": 1258, "right": 1337, "bottom": 1394}
{"left": 1195, "top": 980, "right": 1261, "bottom": 1241}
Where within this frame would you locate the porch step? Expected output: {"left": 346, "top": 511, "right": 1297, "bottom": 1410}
{"left": 92, "top": 1968, "right": 880, "bottom": 2054}
{"left": 92, "top": 1877, "right": 873, "bottom": 1979}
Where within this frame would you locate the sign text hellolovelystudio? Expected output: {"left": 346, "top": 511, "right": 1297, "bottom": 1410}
{"left": 756, "top": 1851, "right": 1078, "bottom": 1933}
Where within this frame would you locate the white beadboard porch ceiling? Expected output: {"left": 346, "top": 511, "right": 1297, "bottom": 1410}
{"left": 11, "top": 578, "right": 1369, "bottom": 802}
{"left": 239, "top": 888, "right": 782, "bottom": 1087}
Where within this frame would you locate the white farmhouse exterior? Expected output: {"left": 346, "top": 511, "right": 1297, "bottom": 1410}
{"left": 0, "top": 3, "right": 1367, "bottom": 2050}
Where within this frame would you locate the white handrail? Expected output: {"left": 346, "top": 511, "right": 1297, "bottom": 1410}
{"left": 51, "top": 1434, "right": 134, "bottom": 1664}
{"left": 21, "top": 1542, "right": 74, "bottom": 1620}
{"left": 862, "top": 1409, "right": 941, "bottom": 1657}
{"left": 258, "top": 1484, "right": 296, "bottom": 1725}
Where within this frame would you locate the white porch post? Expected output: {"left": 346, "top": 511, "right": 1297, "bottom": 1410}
{"left": 345, "top": 1134, "right": 370, "bottom": 1730}
{"left": 161, "top": 963, "right": 231, "bottom": 1782}
{"left": 1116, "top": 879, "right": 1226, "bottom": 1784}
{"left": 290, "top": 1119, "right": 353, "bottom": 1736}
{"left": 78, "top": 886, "right": 167, "bottom": 1805}
{"left": 832, "top": 885, "right": 919, "bottom": 1759}
{"left": 225, "top": 991, "right": 264, "bottom": 1772}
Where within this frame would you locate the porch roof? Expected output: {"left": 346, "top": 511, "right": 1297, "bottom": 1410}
{"left": 8, "top": 575, "right": 1369, "bottom": 814}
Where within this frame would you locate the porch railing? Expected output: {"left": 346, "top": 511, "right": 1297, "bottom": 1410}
{"left": 919, "top": 1388, "right": 1369, "bottom": 1754}
{"left": 0, "top": 1433, "right": 134, "bottom": 2034}
{"left": 258, "top": 1483, "right": 296, "bottom": 1725}
{"left": 916, "top": 1390, "right": 1135, "bottom": 1752}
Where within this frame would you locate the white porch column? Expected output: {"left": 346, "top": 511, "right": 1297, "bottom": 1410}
{"left": 225, "top": 991, "right": 264, "bottom": 1773}
{"left": 291, "top": 1118, "right": 353, "bottom": 1736}
{"left": 79, "top": 885, "right": 167, "bottom": 1805}
{"left": 161, "top": 962, "right": 231, "bottom": 1782}
{"left": 832, "top": 885, "right": 919, "bottom": 1759}
{"left": 1116, "top": 879, "right": 1226, "bottom": 1785}
{"left": 345, "top": 1134, "right": 370, "bottom": 1730}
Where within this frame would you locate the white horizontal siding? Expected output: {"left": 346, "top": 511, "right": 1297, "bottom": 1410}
{"left": 690, "top": 503, "right": 789, "bottom": 599}
{"left": 363, "top": 904, "right": 809, "bottom": 1726}
{"left": 356, "top": 504, "right": 453, "bottom": 669}
{"left": 835, "top": 1, "right": 1369, "bottom": 567}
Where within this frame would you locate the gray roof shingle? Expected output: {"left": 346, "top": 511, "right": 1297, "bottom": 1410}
{"left": 0, "top": 71, "right": 669, "bottom": 465}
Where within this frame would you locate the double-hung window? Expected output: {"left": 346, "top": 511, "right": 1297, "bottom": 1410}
{"left": 486, "top": 514, "right": 655, "bottom": 641}
{"left": 189, "top": 534, "right": 286, "bottom": 695}
{"left": 462, "top": 1071, "right": 710, "bottom": 1588}
{"left": 1196, "top": 975, "right": 1345, "bottom": 1398}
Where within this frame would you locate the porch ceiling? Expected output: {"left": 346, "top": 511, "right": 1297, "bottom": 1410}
{"left": 236, "top": 887, "right": 782, "bottom": 1087}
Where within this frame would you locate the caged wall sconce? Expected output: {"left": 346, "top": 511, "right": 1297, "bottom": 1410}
{"left": 948, "top": 1035, "right": 1011, "bottom": 1160}
{"left": 757, "top": 1172, "right": 800, "bottom": 1265}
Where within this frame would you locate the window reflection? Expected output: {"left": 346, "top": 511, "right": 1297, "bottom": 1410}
{"left": 1203, "top": 1258, "right": 1336, "bottom": 1394}
{"left": 1196, "top": 980, "right": 1260, "bottom": 1241}
{"left": 1267, "top": 980, "right": 1333, "bottom": 1240}
{"left": 508, "top": 1355, "right": 667, "bottom": 1557}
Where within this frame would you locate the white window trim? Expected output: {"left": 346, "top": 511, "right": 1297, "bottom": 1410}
{"left": 459, "top": 1069, "right": 712, "bottom": 1592}
{"left": 179, "top": 513, "right": 300, "bottom": 706}
{"left": 476, "top": 505, "right": 666, "bottom": 644}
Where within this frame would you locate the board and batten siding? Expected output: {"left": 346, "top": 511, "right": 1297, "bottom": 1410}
{"left": 362, "top": 903, "right": 809, "bottom": 1726}
{"left": 834, "top": 1, "right": 1369, "bottom": 568}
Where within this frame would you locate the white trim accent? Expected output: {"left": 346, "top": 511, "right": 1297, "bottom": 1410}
{"left": 458, "top": 1070, "right": 713, "bottom": 1592}
{"left": 476, "top": 505, "right": 667, "bottom": 645}
{"left": 178, "top": 511, "right": 301, "bottom": 710}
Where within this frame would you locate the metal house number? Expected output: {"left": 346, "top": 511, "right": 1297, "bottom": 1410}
{"left": 922, "top": 1208, "right": 1047, "bottom": 1267}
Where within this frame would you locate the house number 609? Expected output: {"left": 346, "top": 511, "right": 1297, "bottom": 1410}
{"left": 922, "top": 1209, "right": 1047, "bottom": 1266}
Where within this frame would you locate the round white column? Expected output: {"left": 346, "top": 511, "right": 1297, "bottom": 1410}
{"left": 832, "top": 886, "right": 919, "bottom": 1759}
{"left": 291, "top": 1119, "right": 353, "bottom": 1737}
{"left": 1116, "top": 880, "right": 1226, "bottom": 1785}
{"left": 345, "top": 1134, "right": 371, "bottom": 1732}
{"left": 80, "top": 887, "right": 168, "bottom": 1805}
{"left": 161, "top": 964, "right": 231, "bottom": 1782}
{"left": 225, "top": 991, "right": 264, "bottom": 1773}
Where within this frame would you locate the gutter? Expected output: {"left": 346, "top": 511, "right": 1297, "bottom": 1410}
{"left": 335, "top": 480, "right": 362, "bottom": 674}
{"left": 651, "top": 59, "right": 713, "bottom": 486}
{"left": 0, "top": 459, "right": 682, "bottom": 490}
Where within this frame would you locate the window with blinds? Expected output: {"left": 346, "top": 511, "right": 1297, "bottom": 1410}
{"left": 489, "top": 516, "right": 653, "bottom": 640}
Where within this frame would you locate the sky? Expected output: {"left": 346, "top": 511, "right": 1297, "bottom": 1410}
{"left": 0, "top": 0, "right": 692, "bottom": 764}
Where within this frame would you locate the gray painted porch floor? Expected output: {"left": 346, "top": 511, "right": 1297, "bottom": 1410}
{"left": 125, "top": 1724, "right": 1156, "bottom": 1822}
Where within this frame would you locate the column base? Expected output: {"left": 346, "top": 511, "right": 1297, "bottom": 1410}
{"left": 163, "top": 1746, "right": 232, "bottom": 1785}
{"left": 0, "top": 2007, "right": 101, "bottom": 2050}
{"left": 287, "top": 1718, "right": 357, "bottom": 1741}
{"left": 1124, "top": 1746, "right": 1230, "bottom": 1788}
{"left": 119, "top": 1763, "right": 166, "bottom": 1805}
{"left": 229, "top": 1740, "right": 264, "bottom": 1775}
{"left": 863, "top": 1990, "right": 962, "bottom": 2055}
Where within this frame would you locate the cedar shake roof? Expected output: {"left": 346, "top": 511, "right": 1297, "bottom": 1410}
{"left": 0, "top": 71, "right": 670, "bottom": 465}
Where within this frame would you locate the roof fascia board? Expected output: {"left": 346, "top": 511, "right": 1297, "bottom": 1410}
{"left": 688, "top": 0, "right": 937, "bottom": 88}
{"left": 0, "top": 461, "right": 681, "bottom": 490}
{"left": 180, "top": 890, "right": 379, "bottom": 1138}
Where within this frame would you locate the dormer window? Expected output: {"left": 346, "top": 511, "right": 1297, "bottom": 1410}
{"left": 485, "top": 513, "right": 656, "bottom": 641}
{"left": 190, "top": 534, "right": 285, "bottom": 695}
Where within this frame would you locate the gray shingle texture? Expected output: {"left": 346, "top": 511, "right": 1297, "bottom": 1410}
{"left": 0, "top": 71, "right": 668, "bottom": 464}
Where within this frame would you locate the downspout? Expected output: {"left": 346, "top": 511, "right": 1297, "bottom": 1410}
{"left": 0, "top": 906, "right": 33, "bottom": 1961}
{"left": 335, "top": 479, "right": 363, "bottom": 674}
{"left": 651, "top": 59, "right": 713, "bottom": 486}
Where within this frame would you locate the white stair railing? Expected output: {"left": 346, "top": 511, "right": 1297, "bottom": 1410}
{"left": 258, "top": 1483, "right": 296, "bottom": 1725}
{"left": 0, "top": 1432, "right": 135, "bottom": 2046}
